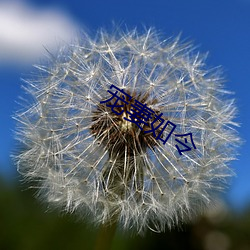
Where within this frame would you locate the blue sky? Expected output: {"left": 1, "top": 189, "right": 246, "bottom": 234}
{"left": 0, "top": 0, "right": 249, "bottom": 210}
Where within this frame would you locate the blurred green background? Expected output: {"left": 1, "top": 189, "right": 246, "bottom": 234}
{"left": 1, "top": 174, "right": 250, "bottom": 250}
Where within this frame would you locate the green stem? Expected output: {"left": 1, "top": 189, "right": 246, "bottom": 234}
{"left": 94, "top": 221, "right": 117, "bottom": 250}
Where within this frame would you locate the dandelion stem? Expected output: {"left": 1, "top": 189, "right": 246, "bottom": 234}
{"left": 94, "top": 221, "right": 117, "bottom": 250}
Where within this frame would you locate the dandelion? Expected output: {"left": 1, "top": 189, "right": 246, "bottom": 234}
{"left": 14, "top": 27, "right": 240, "bottom": 234}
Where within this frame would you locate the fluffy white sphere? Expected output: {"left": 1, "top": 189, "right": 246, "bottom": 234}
{"left": 14, "top": 28, "right": 240, "bottom": 233}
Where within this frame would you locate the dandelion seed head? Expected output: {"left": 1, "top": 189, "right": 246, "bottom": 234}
{"left": 14, "top": 27, "right": 240, "bottom": 233}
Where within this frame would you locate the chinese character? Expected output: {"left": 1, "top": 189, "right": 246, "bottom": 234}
{"left": 144, "top": 112, "right": 177, "bottom": 143}
{"left": 124, "top": 99, "right": 155, "bottom": 130}
{"left": 156, "top": 120, "right": 176, "bottom": 144}
{"left": 143, "top": 112, "right": 165, "bottom": 137}
{"left": 175, "top": 133, "right": 196, "bottom": 155}
{"left": 100, "top": 84, "right": 196, "bottom": 156}
{"left": 100, "top": 85, "right": 132, "bottom": 115}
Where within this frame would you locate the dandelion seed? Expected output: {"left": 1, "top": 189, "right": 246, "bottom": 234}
{"left": 14, "top": 27, "right": 240, "bottom": 233}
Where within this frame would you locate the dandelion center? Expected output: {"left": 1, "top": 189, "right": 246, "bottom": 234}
{"left": 90, "top": 90, "right": 161, "bottom": 160}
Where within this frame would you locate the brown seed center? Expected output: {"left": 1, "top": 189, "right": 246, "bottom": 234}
{"left": 90, "top": 89, "right": 162, "bottom": 160}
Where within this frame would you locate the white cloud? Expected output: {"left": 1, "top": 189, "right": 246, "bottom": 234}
{"left": 0, "top": 1, "right": 78, "bottom": 65}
